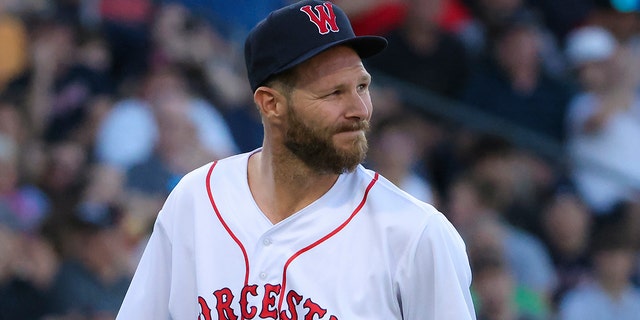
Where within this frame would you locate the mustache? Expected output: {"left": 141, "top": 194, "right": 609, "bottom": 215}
{"left": 335, "top": 120, "right": 370, "bottom": 133}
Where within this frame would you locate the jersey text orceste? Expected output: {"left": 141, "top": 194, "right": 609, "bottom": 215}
{"left": 198, "top": 283, "right": 338, "bottom": 320}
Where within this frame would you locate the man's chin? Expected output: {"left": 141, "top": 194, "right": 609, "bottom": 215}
{"left": 311, "top": 152, "right": 365, "bottom": 175}
{"left": 337, "top": 144, "right": 368, "bottom": 172}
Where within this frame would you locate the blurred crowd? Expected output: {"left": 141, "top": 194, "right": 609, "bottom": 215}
{"left": 0, "top": 0, "right": 639, "bottom": 319}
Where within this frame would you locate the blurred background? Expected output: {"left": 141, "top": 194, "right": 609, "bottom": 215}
{"left": 0, "top": 0, "right": 639, "bottom": 319}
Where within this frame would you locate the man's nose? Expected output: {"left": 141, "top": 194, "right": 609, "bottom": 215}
{"left": 345, "top": 90, "right": 370, "bottom": 121}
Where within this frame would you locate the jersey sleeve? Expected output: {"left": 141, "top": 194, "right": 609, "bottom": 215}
{"left": 116, "top": 215, "right": 172, "bottom": 319}
{"left": 395, "top": 212, "right": 476, "bottom": 320}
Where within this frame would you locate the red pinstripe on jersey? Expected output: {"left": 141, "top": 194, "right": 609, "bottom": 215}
{"left": 206, "top": 160, "right": 379, "bottom": 318}
{"left": 206, "top": 161, "right": 251, "bottom": 289}
{"left": 277, "top": 172, "right": 378, "bottom": 311}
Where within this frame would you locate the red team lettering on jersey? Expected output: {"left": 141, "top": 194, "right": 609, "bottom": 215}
{"left": 197, "top": 285, "right": 338, "bottom": 320}
{"left": 299, "top": 2, "right": 340, "bottom": 34}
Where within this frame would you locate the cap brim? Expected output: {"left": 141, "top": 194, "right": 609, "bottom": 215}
{"left": 272, "top": 35, "right": 387, "bottom": 79}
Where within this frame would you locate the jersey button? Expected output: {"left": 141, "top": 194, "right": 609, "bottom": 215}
{"left": 259, "top": 272, "right": 267, "bottom": 279}
{"left": 263, "top": 238, "right": 272, "bottom": 246}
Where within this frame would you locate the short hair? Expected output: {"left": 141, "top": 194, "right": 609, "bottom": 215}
{"left": 263, "top": 66, "right": 299, "bottom": 99}
{"left": 590, "top": 214, "right": 635, "bottom": 254}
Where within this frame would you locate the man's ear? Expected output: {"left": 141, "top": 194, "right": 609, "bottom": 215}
{"left": 254, "top": 86, "right": 286, "bottom": 119}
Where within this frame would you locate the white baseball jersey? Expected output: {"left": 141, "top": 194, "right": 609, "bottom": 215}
{"left": 116, "top": 150, "right": 476, "bottom": 319}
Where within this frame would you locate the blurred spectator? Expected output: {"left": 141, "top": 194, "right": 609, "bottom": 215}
{"left": 540, "top": 188, "right": 594, "bottom": 312}
{"left": 94, "top": 66, "right": 238, "bottom": 171}
{"left": 585, "top": 1, "right": 640, "bottom": 92}
{"left": 0, "top": 132, "right": 50, "bottom": 234}
{"left": 0, "top": 92, "right": 51, "bottom": 196}
{"left": 470, "top": 245, "right": 547, "bottom": 320}
{"left": 150, "top": 3, "right": 253, "bottom": 109}
{"left": 83, "top": 163, "right": 125, "bottom": 206}
{"left": 5, "top": 17, "right": 114, "bottom": 144}
{"left": 457, "top": 0, "right": 565, "bottom": 74}
{"left": 48, "top": 201, "right": 131, "bottom": 319}
{"left": 118, "top": 92, "right": 213, "bottom": 268}
{"left": 0, "top": 96, "right": 22, "bottom": 142}
{"left": 564, "top": 25, "right": 640, "bottom": 214}
{"left": 557, "top": 216, "right": 640, "bottom": 320}
{"left": 147, "top": 2, "right": 264, "bottom": 152}
{"left": 446, "top": 168, "right": 556, "bottom": 302}
{"left": 0, "top": 225, "right": 59, "bottom": 320}
{"left": 366, "top": 0, "right": 469, "bottom": 99}
{"left": 459, "top": 15, "right": 572, "bottom": 142}
{"left": 457, "top": 0, "right": 524, "bottom": 60}
{"left": 367, "top": 84, "right": 406, "bottom": 128}
{"left": 587, "top": 0, "right": 640, "bottom": 46}
{"left": 423, "top": 125, "right": 479, "bottom": 199}
{"left": 96, "top": 0, "right": 156, "bottom": 83}
{"left": 0, "top": 130, "right": 59, "bottom": 319}
{"left": 43, "top": 161, "right": 132, "bottom": 320}
{"left": 532, "top": 0, "right": 594, "bottom": 43}
{"left": 222, "top": 102, "right": 265, "bottom": 153}
{"left": 367, "top": 112, "right": 437, "bottom": 204}
{"left": 126, "top": 89, "right": 213, "bottom": 197}
{"left": 606, "top": 200, "right": 640, "bottom": 288}
{"left": 39, "top": 140, "right": 90, "bottom": 215}
{"left": 455, "top": 134, "right": 558, "bottom": 232}
{"left": 117, "top": 192, "right": 165, "bottom": 275}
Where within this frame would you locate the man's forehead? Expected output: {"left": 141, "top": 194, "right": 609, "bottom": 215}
{"left": 295, "top": 46, "right": 366, "bottom": 82}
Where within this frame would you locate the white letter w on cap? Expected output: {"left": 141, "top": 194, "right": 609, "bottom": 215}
{"left": 300, "top": 2, "right": 340, "bottom": 35}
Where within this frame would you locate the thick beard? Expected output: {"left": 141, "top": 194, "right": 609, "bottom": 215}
{"left": 284, "top": 106, "right": 369, "bottom": 174}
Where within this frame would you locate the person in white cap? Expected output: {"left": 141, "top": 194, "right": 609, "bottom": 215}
{"left": 564, "top": 25, "right": 640, "bottom": 214}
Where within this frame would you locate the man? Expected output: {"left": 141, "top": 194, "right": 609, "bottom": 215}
{"left": 116, "top": 1, "right": 475, "bottom": 319}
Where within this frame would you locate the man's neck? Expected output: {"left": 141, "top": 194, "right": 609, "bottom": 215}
{"left": 248, "top": 148, "right": 340, "bottom": 224}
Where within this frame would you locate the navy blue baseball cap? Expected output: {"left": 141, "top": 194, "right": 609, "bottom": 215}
{"left": 244, "top": 0, "right": 387, "bottom": 92}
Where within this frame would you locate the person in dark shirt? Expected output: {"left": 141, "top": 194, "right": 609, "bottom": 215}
{"left": 48, "top": 202, "right": 131, "bottom": 318}
{"left": 366, "top": 0, "right": 469, "bottom": 99}
{"left": 459, "top": 16, "right": 572, "bottom": 142}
